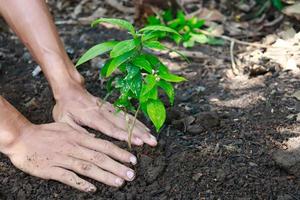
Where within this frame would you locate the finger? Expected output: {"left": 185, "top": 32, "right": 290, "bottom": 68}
{"left": 102, "top": 102, "right": 150, "bottom": 131}
{"left": 65, "top": 117, "right": 96, "bottom": 137}
{"left": 71, "top": 146, "right": 135, "bottom": 181}
{"left": 58, "top": 156, "right": 125, "bottom": 187}
{"left": 101, "top": 108, "right": 157, "bottom": 146}
{"left": 49, "top": 167, "right": 96, "bottom": 192}
{"left": 85, "top": 112, "right": 144, "bottom": 146}
{"left": 77, "top": 136, "right": 137, "bottom": 165}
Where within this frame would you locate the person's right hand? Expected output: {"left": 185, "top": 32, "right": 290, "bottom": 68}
{"left": 4, "top": 122, "right": 137, "bottom": 192}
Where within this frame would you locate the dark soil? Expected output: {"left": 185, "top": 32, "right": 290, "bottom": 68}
{"left": 1, "top": 2, "right": 300, "bottom": 200}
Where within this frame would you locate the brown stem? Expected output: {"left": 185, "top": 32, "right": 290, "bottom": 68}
{"left": 127, "top": 105, "right": 141, "bottom": 150}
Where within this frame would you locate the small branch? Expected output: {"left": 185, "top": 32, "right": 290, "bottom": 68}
{"left": 97, "top": 91, "right": 112, "bottom": 109}
{"left": 230, "top": 40, "right": 239, "bottom": 75}
{"left": 127, "top": 105, "right": 141, "bottom": 150}
{"left": 198, "top": 29, "right": 270, "bottom": 48}
{"left": 105, "top": 0, "right": 135, "bottom": 14}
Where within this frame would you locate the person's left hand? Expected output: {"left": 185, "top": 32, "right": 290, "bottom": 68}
{"left": 52, "top": 85, "right": 157, "bottom": 147}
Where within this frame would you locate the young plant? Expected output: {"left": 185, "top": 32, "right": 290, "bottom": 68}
{"left": 76, "top": 18, "right": 186, "bottom": 147}
{"left": 147, "top": 10, "right": 224, "bottom": 48}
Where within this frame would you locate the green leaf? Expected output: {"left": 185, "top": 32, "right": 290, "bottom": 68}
{"left": 106, "top": 51, "right": 134, "bottom": 77}
{"left": 125, "top": 64, "right": 140, "bottom": 80}
{"left": 142, "top": 31, "right": 166, "bottom": 42}
{"left": 146, "top": 99, "right": 166, "bottom": 132}
{"left": 131, "top": 55, "right": 153, "bottom": 73}
{"left": 144, "top": 54, "right": 162, "bottom": 69}
{"left": 139, "top": 25, "right": 181, "bottom": 37}
{"left": 206, "top": 37, "right": 225, "bottom": 46}
{"left": 140, "top": 86, "right": 158, "bottom": 103}
{"left": 110, "top": 39, "right": 138, "bottom": 58}
{"left": 106, "top": 76, "right": 119, "bottom": 92}
{"left": 129, "top": 73, "right": 142, "bottom": 97}
{"left": 140, "top": 74, "right": 156, "bottom": 96}
{"left": 147, "top": 16, "right": 162, "bottom": 25}
{"left": 190, "top": 33, "right": 209, "bottom": 44}
{"left": 76, "top": 41, "right": 118, "bottom": 67}
{"left": 92, "top": 18, "right": 136, "bottom": 36}
{"left": 158, "top": 80, "right": 175, "bottom": 105}
{"left": 143, "top": 40, "right": 166, "bottom": 50}
{"left": 271, "top": 0, "right": 283, "bottom": 10}
{"left": 158, "top": 65, "right": 186, "bottom": 82}
{"left": 162, "top": 9, "right": 174, "bottom": 22}
{"left": 159, "top": 73, "right": 186, "bottom": 83}
{"left": 100, "top": 59, "right": 111, "bottom": 77}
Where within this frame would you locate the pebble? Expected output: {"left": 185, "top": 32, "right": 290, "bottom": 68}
{"left": 192, "top": 172, "right": 203, "bottom": 181}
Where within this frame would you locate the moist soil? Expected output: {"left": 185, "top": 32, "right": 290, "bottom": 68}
{"left": 1, "top": 4, "right": 300, "bottom": 200}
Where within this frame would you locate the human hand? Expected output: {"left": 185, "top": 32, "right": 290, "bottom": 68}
{"left": 5, "top": 122, "right": 138, "bottom": 192}
{"left": 53, "top": 85, "right": 157, "bottom": 147}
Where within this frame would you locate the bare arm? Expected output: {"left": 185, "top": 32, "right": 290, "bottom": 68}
{"left": 0, "top": 0, "right": 158, "bottom": 191}
{"left": 0, "top": 0, "right": 82, "bottom": 98}
{"left": 0, "top": 0, "right": 157, "bottom": 147}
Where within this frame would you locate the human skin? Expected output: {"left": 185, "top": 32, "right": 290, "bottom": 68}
{"left": 0, "top": 0, "right": 157, "bottom": 192}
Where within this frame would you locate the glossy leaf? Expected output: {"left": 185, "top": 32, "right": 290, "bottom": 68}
{"left": 158, "top": 80, "right": 175, "bottom": 105}
{"left": 131, "top": 55, "right": 153, "bottom": 73}
{"left": 158, "top": 65, "right": 186, "bottom": 83}
{"left": 140, "top": 86, "right": 158, "bottom": 103}
{"left": 129, "top": 73, "right": 142, "bottom": 97}
{"left": 92, "top": 18, "right": 136, "bottom": 36}
{"left": 143, "top": 41, "right": 166, "bottom": 50}
{"left": 76, "top": 41, "right": 118, "bottom": 67}
{"left": 140, "top": 74, "right": 156, "bottom": 96}
{"left": 271, "top": 0, "right": 283, "bottom": 10}
{"left": 142, "top": 31, "right": 166, "bottom": 42}
{"left": 110, "top": 39, "right": 137, "bottom": 58}
{"left": 100, "top": 59, "right": 112, "bottom": 77}
{"left": 125, "top": 64, "right": 140, "bottom": 80}
{"left": 145, "top": 54, "right": 162, "bottom": 69}
{"left": 139, "top": 25, "right": 181, "bottom": 37}
{"left": 147, "top": 99, "right": 166, "bottom": 132}
{"left": 159, "top": 73, "right": 186, "bottom": 83}
{"left": 105, "top": 51, "right": 134, "bottom": 77}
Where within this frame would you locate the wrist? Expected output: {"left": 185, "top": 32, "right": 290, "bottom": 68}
{"left": 0, "top": 97, "right": 31, "bottom": 155}
{"left": 40, "top": 55, "right": 85, "bottom": 100}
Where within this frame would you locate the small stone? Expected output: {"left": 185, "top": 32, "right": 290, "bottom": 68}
{"left": 192, "top": 172, "right": 203, "bottom": 181}
{"left": 17, "top": 189, "right": 26, "bottom": 200}
{"left": 292, "top": 91, "right": 300, "bottom": 101}
{"left": 249, "top": 162, "right": 258, "bottom": 167}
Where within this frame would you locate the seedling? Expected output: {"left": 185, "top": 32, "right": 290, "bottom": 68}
{"left": 147, "top": 10, "right": 224, "bottom": 48}
{"left": 76, "top": 18, "right": 186, "bottom": 148}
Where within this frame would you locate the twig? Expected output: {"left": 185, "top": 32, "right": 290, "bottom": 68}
{"left": 105, "top": 0, "right": 135, "bottom": 14}
{"left": 230, "top": 40, "right": 239, "bottom": 75}
{"left": 127, "top": 105, "right": 140, "bottom": 150}
{"left": 97, "top": 91, "right": 113, "bottom": 109}
{"left": 198, "top": 29, "right": 270, "bottom": 48}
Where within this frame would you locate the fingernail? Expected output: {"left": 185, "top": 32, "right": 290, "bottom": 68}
{"left": 127, "top": 170, "right": 135, "bottom": 180}
{"left": 130, "top": 156, "right": 137, "bottom": 165}
{"left": 150, "top": 135, "right": 157, "bottom": 144}
{"left": 115, "top": 178, "right": 124, "bottom": 186}
{"left": 87, "top": 185, "right": 97, "bottom": 192}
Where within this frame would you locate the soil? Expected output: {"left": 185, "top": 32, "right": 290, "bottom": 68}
{"left": 1, "top": 1, "right": 300, "bottom": 200}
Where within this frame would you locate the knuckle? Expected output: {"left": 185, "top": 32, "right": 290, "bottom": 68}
{"left": 75, "top": 160, "right": 93, "bottom": 172}
{"left": 101, "top": 140, "right": 112, "bottom": 150}
{"left": 93, "top": 152, "right": 107, "bottom": 163}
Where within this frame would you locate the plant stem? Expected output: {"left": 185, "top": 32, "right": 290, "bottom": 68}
{"left": 97, "top": 90, "right": 113, "bottom": 109}
{"left": 127, "top": 105, "right": 140, "bottom": 150}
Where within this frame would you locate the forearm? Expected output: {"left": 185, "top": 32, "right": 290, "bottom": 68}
{"left": 0, "top": 0, "right": 83, "bottom": 99}
{"left": 0, "top": 96, "right": 29, "bottom": 154}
